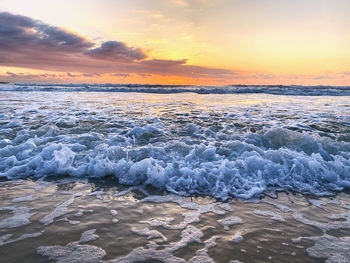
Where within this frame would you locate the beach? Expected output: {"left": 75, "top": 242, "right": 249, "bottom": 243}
{"left": 1, "top": 178, "right": 349, "bottom": 262}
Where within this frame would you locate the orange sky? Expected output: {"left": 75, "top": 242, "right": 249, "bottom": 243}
{"left": 0, "top": 0, "right": 350, "bottom": 85}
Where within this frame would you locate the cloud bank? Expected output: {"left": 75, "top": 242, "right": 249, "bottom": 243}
{"left": 0, "top": 11, "right": 237, "bottom": 79}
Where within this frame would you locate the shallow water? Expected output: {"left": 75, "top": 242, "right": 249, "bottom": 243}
{"left": 0, "top": 179, "right": 349, "bottom": 263}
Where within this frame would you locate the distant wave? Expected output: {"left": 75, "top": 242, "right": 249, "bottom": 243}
{"left": 1, "top": 83, "right": 350, "bottom": 96}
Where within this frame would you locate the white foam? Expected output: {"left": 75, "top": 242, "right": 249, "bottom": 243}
{"left": 130, "top": 227, "right": 167, "bottom": 241}
{"left": 296, "top": 234, "right": 350, "bottom": 263}
{"left": 0, "top": 234, "right": 12, "bottom": 246}
{"left": 141, "top": 200, "right": 224, "bottom": 230}
{"left": 74, "top": 209, "right": 84, "bottom": 217}
{"left": 309, "top": 199, "right": 328, "bottom": 208}
{"left": 142, "top": 194, "right": 224, "bottom": 215}
{"left": 218, "top": 216, "right": 243, "bottom": 231}
{"left": 254, "top": 210, "right": 285, "bottom": 222}
{"left": 37, "top": 225, "right": 205, "bottom": 263}
{"left": 110, "top": 209, "right": 118, "bottom": 216}
{"left": 328, "top": 210, "right": 350, "bottom": 226}
{"left": 188, "top": 235, "right": 220, "bottom": 263}
{"left": 11, "top": 194, "right": 36, "bottom": 203}
{"left": 40, "top": 192, "right": 82, "bottom": 226}
{"left": 231, "top": 231, "right": 244, "bottom": 243}
{"left": 309, "top": 198, "right": 341, "bottom": 208}
{"left": 79, "top": 229, "right": 99, "bottom": 243}
{"left": 113, "top": 186, "right": 149, "bottom": 198}
{"left": 0, "top": 206, "right": 35, "bottom": 228}
{"left": 136, "top": 208, "right": 144, "bottom": 214}
{"left": 89, "top": 191, "right": 104, "bottom": 200}
{"left": 141, "top": 194, "right": 226, "bottom": 230}
{"left": 1, "top": 90, "right": 350, "bottom": 200}
{"left": 0, "top": 231, "right": 43, "bottom": 247}
{"left": 219, "top": 203, "right": 232, "bottom": 211}
{"left": 263, "top": 200, "right": 292, "bottom": 213}
{"left": 59, "top": 217, "right": 81, "bottom": 225}
{"left": 292, "top": 212, "right": 349, "bottom": 232}
{"left": 37, "top": 243, "right": 106, "bottom": 263}
{"left": 111, "top": 226, "right": 203, "bottom": 263}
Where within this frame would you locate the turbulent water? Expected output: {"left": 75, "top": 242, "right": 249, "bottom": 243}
{"left": 1, "top": 83, "right": 350, "bottom": 96}
{"left": 1, "top": 84, "right": 350, "bottom": 200}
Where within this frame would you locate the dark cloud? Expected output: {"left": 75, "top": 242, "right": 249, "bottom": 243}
{"left": 6, "top": 72, "right": 17, "bottom": 77}
{"left": 138, "top": 59, "right": 187, "bottom": 68}
{"left": 83, "top": 73, "right": 101, "bottom": 77}
{"left": 66, "top": 72, "right": 79, "bottom": 78}
{"left": 137, "top": 73, "right": 152, "bottom": 78}
{"left": 85, "top": 41, "right": 147, "bottom": 61}
{"left": 133, "top": 59, "right": 236, "bottom": 77}
{"left": 0, "top": 11, "right": 238, "bottom": 79}
{"left": 4, "top": 71, "right": 57, "bottom": 81}
{"left": 0, "top": 12, "right": 93, "bottom": 52}
{"left": 110, "top": 73, "right": 132, "bottom": 78}
{"left": 1, "top": 71, "right": 99, "bottom": 82}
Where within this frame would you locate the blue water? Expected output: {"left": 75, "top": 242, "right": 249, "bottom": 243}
{"left": 0, "top": 85, "right": 350, "bottom": 199}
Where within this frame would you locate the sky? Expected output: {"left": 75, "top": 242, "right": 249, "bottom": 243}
{"left": 0, "top": 0, "right": 350, "bottom": 85}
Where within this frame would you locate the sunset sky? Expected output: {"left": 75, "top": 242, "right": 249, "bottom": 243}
{"left": 1, "top": 0, "right": 349, "bottom": 85}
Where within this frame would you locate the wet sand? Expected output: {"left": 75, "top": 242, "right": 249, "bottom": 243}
{"left": 1, "top": 178, "right": 349, "bottom": 263}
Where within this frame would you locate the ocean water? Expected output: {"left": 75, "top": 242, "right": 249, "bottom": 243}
{"left": 1, "top": 84, "right": 350, "bottom": 200}
{"left": 1, "top": 83, "right": 350, "bottom": 96}
{"left": 1, "top": 84, "right": 350, "bottom": 263}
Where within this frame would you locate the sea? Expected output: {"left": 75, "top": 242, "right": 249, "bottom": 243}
{"left": 0, "top": 83, "right": 349, "bottom": 263}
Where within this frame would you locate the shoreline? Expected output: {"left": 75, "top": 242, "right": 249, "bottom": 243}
{"left": 0, "top": 178, "right": 349, "bottom": 263}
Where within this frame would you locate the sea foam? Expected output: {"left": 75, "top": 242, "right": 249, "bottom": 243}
{"left": 0, "top": 90, "right": 349, "bottom": 200}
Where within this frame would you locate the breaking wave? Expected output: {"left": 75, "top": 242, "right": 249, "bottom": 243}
{"left": 1, "top": 90, "right": 350, "bottom": 199}
{"left": 1, "top": 124, "right": 349, "bottom": 200}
